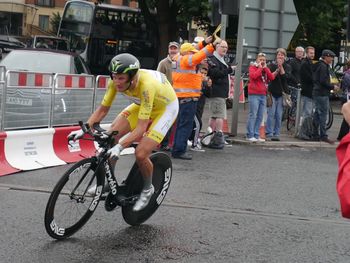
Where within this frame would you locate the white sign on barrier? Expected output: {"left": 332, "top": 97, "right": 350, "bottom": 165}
{"left": 4, "top": 128, "right": 66, "bottom": 170}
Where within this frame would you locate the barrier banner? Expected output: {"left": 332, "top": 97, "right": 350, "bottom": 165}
{"left": 5, "top": 128, "right": 66, "bottom": 170}
{"left": 53, "top": 126, "right": 96, "bottom": 163}
{"left": 0, "top": 132, "right": 19, "bottom": 176}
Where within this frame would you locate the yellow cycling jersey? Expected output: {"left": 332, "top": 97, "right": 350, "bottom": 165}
{"left": 101, "top": 69, "right": 178, "bottom": 120}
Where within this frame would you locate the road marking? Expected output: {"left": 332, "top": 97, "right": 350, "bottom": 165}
{"left": 1, "top": 183, "right": 348, "bottom": 226}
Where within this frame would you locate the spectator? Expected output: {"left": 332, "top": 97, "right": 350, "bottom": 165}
{"left": 157, "top": 41, "right": 179, "bottom": 85}
{"left": 246, "top": 52, "right": 276, "bottom": 142}
{"left": 299, "top": 46, "right": 315, "bottom": 121}
{"left": 206, "top": 40, "right": 236, "bottom": 149}
{"left": 157, "top": 41, "right": 179, "bottom": 151}
{"left": 171, "top": 37, "right": 218, "bottom": 160}
{"left": 266, "top": 48, "right": 291, "bottom": 141}
{"left": 288, "top": 46, "right": 305, "bottom": 88}
{"left": 189, "top": 64, "right": 212, "bottom": 152}
{"left": 338, "top": 60, "right": 350, "bottom": 141}
{"left": 312, "top": 49, "right": 339, "bottom": 144}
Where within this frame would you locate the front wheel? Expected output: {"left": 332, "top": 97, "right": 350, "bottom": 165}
{"left": 44, "top": 158, "right": 104, "bottom": 239}
{"left": 121, "top": 152, "right": 172, "bottom": 226}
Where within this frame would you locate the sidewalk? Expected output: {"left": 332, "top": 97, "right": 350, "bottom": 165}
{"left": 201, "top": 100, "right": 343, "bottom": 149}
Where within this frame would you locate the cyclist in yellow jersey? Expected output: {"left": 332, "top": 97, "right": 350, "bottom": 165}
{"left": 69, "top": 53, "right": 179, "bottom": 211}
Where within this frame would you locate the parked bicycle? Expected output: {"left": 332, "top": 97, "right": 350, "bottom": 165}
{"left": 44, "top": 121, "right": 172, "bottom": 240}
{"left": 286, "top": 87, "right": 333, "bottom": 132}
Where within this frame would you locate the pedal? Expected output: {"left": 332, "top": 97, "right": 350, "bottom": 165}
{"left": 104, "top": 192, "right": 118, "bottom": 211}
{"left": 116, "top": 194, "right": 138, "bottom": 206}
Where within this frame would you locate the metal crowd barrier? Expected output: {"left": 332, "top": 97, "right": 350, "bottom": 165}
{"left": 52, "top": 73, "right": 95, "bottom": 127}
{"left": 0, "top": 69, "right": 133, "bottom": 131}
{"left": 3, "top": 70, "right": 53, "bottom": 130}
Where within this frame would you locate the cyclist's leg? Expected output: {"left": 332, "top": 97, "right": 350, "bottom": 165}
{"left": 87, "top": 105, "right": 135, "bottom": 194}
{"left": 133, "top": 100, "right": 178, "bottom": 211}
{"left": 109, "top": 105, "right": 136, "bottom": 141}
{"left": 135, "top": 136, "right": 159, "bottom": 188}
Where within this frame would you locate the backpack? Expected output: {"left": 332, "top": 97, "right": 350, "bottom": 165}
{"left": 298, "top": 116, "right": 314, "bottom": 140}
{"left": 200, "top": 131, "right": 214, "bottom": 147}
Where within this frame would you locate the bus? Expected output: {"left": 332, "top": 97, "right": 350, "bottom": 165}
{"left": 57, "top": 0, "right": 158, "bottom": 75}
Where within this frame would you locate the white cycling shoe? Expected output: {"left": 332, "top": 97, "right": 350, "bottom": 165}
{"left": 133, "top": 185, "right": 155, "bottom": 212}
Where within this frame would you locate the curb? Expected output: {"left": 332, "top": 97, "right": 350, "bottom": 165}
{"left": 228, "top": 138, "right": 338, "bottom": 149}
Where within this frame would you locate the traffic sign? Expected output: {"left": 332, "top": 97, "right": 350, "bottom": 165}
{"left": 243, "top": 0, "right": 299, "bottom": 60}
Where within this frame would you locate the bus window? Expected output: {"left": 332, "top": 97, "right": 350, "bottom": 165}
{"left": 65, "top": 2, "right": 93, "bottom": 23}
{"left": 58, "top": 0, "right": 158, "bottom": 74}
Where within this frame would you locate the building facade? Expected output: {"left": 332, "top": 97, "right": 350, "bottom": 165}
{"left": 0, "top": 0, "right": 137, "bottom": 38}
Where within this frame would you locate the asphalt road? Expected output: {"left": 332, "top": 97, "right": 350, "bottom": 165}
{"left": 0, "top": 143, "right": 349, "bottom": 263}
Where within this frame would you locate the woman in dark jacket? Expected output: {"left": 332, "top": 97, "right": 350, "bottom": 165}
{"left": 266, "top": 48, "right": 291, "bottom": 141}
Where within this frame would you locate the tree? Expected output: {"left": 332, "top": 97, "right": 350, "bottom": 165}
{"left": 50, "top": 12, "right": 61, "bottom": 35}
{"left": 137, "top": 0, "right": 212, "bottom": 58}
{"left": 292, "top": 0, "right": 346, "bottom": 55}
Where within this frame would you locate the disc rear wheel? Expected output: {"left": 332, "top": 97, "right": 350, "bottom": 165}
{"left": 122, "top": 152, "right": 172, "bottom": 226}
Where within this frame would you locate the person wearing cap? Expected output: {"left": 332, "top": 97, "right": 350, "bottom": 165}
{"left": 171, "top": 36, "right": 220, "bottom": 160}
{"left": 157, "top": 41, "right": 180, "bottom": 151}
{"left": 157, "top": 41, "right": 180, "bottom": 85}
{"left": 312, "top": 49, "right": 339, "bottom": 144}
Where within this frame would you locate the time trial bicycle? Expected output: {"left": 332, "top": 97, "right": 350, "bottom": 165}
{"left": 44, "top": 121, "right": 172, "bottom": 240}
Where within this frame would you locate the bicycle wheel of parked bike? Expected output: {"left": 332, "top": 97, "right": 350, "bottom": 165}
{"left": 122, "top": 152, "right": 172, "bottom": 226}
{"left": 326, "top": 105, "right": 333, "bottom": 130}
{"left": 44, "top": 158, "right": 104, "bottom": 240}
{"left": 286, "top": 107, "right": 296, "bottom": 131}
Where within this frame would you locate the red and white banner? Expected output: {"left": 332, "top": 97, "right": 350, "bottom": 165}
{"left": 53, "top": 126, "right": 96, "bottom": 163}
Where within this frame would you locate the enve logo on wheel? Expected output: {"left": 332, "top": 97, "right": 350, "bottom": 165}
{"left": 50, "top": 220, "right": 65, "bottom": 236}
{"left": 156, "top": 168, "right": 171, "bottom": 205}
{"left": 89, "top": 185, "right": 103, "bottom": 211}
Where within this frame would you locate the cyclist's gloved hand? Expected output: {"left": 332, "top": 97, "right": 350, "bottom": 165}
{"left": 67, "top": 129, "right": 85, "bottom": 141}
{"left": 107, "top": 144, "right": 124, "bottom": 160}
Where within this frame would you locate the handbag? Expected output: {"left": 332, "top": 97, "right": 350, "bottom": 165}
{"left": 336, "top": 133, "right": 350, "bottom": 218}
{"left": 266, "top": 92, "right": 273, "bottom": 107}
{"left": 226, "top": 97, "right": 233, "bottom": 109}
{"left": 282, "top": 92, "right": 292, "bottom": 108}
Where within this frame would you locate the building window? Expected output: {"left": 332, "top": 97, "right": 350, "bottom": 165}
{"left": 36, "top": 0, "right": 54, "bottom": 7}
{"left": 39, "top": 15, "right": 49, "bottom": 31}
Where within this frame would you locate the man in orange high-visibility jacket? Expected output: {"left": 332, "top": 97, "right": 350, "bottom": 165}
{"left": 171, "top": 36, "right": 221, "bottom": 160}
